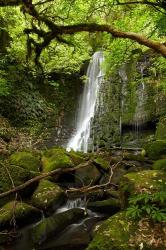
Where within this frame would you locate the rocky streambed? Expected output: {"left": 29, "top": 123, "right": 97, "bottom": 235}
{"left": 0, "top": 141, "right": 165, "bottom": 250}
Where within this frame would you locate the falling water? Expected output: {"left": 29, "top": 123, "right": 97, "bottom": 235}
{"left": 67, "top": 51, "right": 104, "bottom": 152}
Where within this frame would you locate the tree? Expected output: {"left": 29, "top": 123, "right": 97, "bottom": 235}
{"left": 0, "top": 0, "right": 165, "bottom": 65}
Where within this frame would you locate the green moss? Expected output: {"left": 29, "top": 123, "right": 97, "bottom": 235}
{"left": 152, "top": 159, "right": 166, "bottom": 171}
{"left": 31, "top": 180, "right": 64, "bottom": 211}
{"left": 0, "top": 201, "right": 42, "bottom": 230}
{"left": 42, "top": 147, "right": 74, "bottom": 172}
{"left": 93, "top": 157, "right": 110, "bottom": 170}
{"left": 145, "top": 140, "right": 166, "bottom": 160}
{"left": 10, "top": 151, "right": 40, "bottom": 172}
{"left": 86, "top": 211, "right": 166, "bottom": 250}
{"left": 66, "top": 150, "right": 86, "bottom": 165}
{"left": 86, "top": 212, "right": 137, "bottom": 250}
{"left": 156, "top": 117, "right": 166, "bottom": 140}
{"left": 120, "top": 170, "right": 166, "bottom": 207}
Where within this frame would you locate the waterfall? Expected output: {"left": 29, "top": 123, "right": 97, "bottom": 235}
{"left": 67, "top": 51, "right": 104, "bottom": 152}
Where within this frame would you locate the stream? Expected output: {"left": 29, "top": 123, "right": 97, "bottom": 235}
{"left": 7, "top": 199, "right": 103, "bottom": 250}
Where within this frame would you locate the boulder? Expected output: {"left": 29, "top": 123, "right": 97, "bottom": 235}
{"left": 31, "top": 180, "right": 65, "bottom": 214}
{"left": 87, "top": 198, "right": 121, "bottom": 214}
{"left": 31, "top": 208, "right": 85, "bottom": 244}
{"left": 9, "top": 151, "right": 40, "bottom": 172}
{"left": 75, "top": 163, "right": 101, "bottom": 186}
{"left": 0, "top": 163, "right": 35, "bottom": 206}
{"left": 86, "top": 211, "right": 166, "bottom": 250}
{"left": 120, "top": 170, "right": 166, "bottom": 207}
{"left": 145, "top": 140, "right": 166, "bottom": 160}
{"left": 152, "top": 159, "right": 166, "bottom": 171}
{"left": 0, "top": 201, "right": 42, "bottom": 230}
{"left": 41, "top": 147, "right": 74, "bottom": 172}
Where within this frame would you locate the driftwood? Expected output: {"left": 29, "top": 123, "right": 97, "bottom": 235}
{"left": 66, "top": 161, "right": 121, "bottom": 195}
{"left": 0, "top": 160, "right": 93, "bottom": 199}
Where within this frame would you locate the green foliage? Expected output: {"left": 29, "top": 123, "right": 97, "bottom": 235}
{"left": 126, "top": 192, "right": 166, "bottom": 222}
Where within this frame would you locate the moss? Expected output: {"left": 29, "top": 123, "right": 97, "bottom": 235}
{"left": 145, "top": 140, "right": 166, "bottom": 160}
{"left": 156, "top": 117, "right": 166, "bottom": 140}
{"left": 86, "top": 211, "right": 166, "bottom": 250}
{"left": 0, "top": 162, "right": 34, "bottom": 206}
{"left": 120, "top": 170, "right": 166, "bottom": 207}
{"left": 152, "top": 159, "right": 166, "bottom": 171}
{"left": 42, "top": 147, "right": 74, "bottom": 172}
{"left": 31, "top": 208, "right": 85, "bottom": 244}
{"left": 10, "top": 151, "right": 40, "bottom": 172}
{"left": 123, "top": 152, "right": 145, "bottom": 161}
{"left": 93, "top": 157, "right": 110, "bottom": 171}
{"left": 66, "top": 150, "right": 86, "bottom": 165}
{"left": 0, "top": 201, "right": 42, "bottom": 230}
{"left": 31, "top": 180, "right": 65, "bottom": 212}
{"left": 88, "top": 198, "right": 120, "bottom": 214}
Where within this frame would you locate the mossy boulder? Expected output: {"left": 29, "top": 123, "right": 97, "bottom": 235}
{"left": 31, "top": 208, "right": 85, "bottom": 244}
{"left": 93, "top": 157, "right": 110, "bottom": 171}
{"left": 31, "top": 180, "right": 65, "bottom": 213}
{"left": 86, "top": 211, "right": 166, "bottom": 250}
{"left": 0, "top": 163, "right": 34, "bottom": 206}
{"left": 87, "top": 198, "right": 121, "bottom": 214}
{"left": 120, "top": 170, "right": 166, "bottom": 207}
{"left": 42, "top": 148, "right": 74, "bottom": 172}
{"left": 156, "top": 116, "right": 166, "bottom": 140}
{"left": 145, "top": 140, "right": 166, "bottom": 160}
{"left": 152, "top": 159, "right": 166, "bottom": 171}
{"left": 10, "top": 151, "right": 40, "bottom": 172}
{"left": 66, "top": 150, "right": 86, "bottom": 165}
{"left": 75, "top": 163, "right": 101, "bottom": 186}
{"left": 0, "top": 201, "right": 42, "bottom": 230}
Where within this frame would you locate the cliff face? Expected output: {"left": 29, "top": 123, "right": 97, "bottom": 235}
{"left": 90, "top": 51, "right": 166, "bottom": 149}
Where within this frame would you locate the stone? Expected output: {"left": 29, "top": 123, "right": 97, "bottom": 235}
{"left": 9, "top": 151, "right": 40, "bottom": 172}
{"left": 152, "top": 159, "right": 166, "bottom": 171}
{"left": 41, "top": 147, "right": 74, "bottom": 172}
{"left": 87, "top": 198, "right": 121, "bottom": 214}
{"left": 75, "top": 163, "right": 101, "bottom": 186}
{"left": 0, "top": 201, "right": 42, "bottom": 230}
{"left": 145, "top": 140, "right": 166, "bottom": 160}
{"left": 86, "top": 211, "right": 166, "bottom": 250}
{"left": 31, "top": 179, "right": 65, "bottom": 214}
{"left": 31, "top": 208, "right": 85, "bottom": 244}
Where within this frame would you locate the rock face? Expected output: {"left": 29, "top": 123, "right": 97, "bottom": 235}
{"left": 90, "top": 52, "right": 166, "bottom": 148}
{"left": 86, "top": 211, "right": 166, "bottom": 250}
{"left": 31, "top": 179, "right": 65, "bottom": 214}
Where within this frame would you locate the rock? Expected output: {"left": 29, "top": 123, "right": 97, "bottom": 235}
{"left": 41, "top": 147, "right": 74, "bottom": 172}
{"left": 156, "top": 116, "right": 166, "bottom": 140}
{"left": 31, "top": 180, "right": 65, "bottom": 214}
{"left": 87, "top": 198, "right": 121, "bottom": 214}
{"left": 10, "top": 151, "right": 41, "bottom": 172}
{"left": 86, "top": 211, "right": 166, "bottom": 250}
{"left": 66, "top": 150, "right": 86, "bottom": 165}
{"left": 145, "top": 140, "right": 166, "bottom": 160}
{"left": 93, "top": 157, "right": 110, "bottom": 171}
{"left": 0, "top": 201, "right": 42, "bottom": 230}
{"left": 0, "top": 163, "right": 35, "bottom": 206}
{"left": 152, "top": 159, "right": 166, "bottom": 171}
{"left": 75, "top": 163, "right": 101, "bottom": 186}
{"left": 31, "top": 208, "right": 85, "bottom": 244}
{"left": 120, "top": 170, "right": 166, "bottom": 207}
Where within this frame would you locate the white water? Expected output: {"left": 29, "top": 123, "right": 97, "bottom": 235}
{"left": 67, "top": 51, "right": 104, "bottom": 152}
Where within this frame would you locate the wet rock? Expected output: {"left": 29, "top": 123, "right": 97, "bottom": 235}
{"left": 0, "top": 201, "right": 42, "bottom": 230}
{"left": 31, "top": 180, "right": 65, "bottom": 215}
{"left": 9, "top": 151, "right": 41, "bottom": 173}
{"left": 31, "top": 208, "right": 86, "bottom": 245}
{"left": 87, "top": 198, "right": 121, "bottom": 214}
{"left": 86, "top": 211, "right": 166, "bottom": 250}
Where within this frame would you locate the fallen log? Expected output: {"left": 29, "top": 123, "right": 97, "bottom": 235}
{"left": 0, "top": 160, "right": 93, "bottom": 199}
